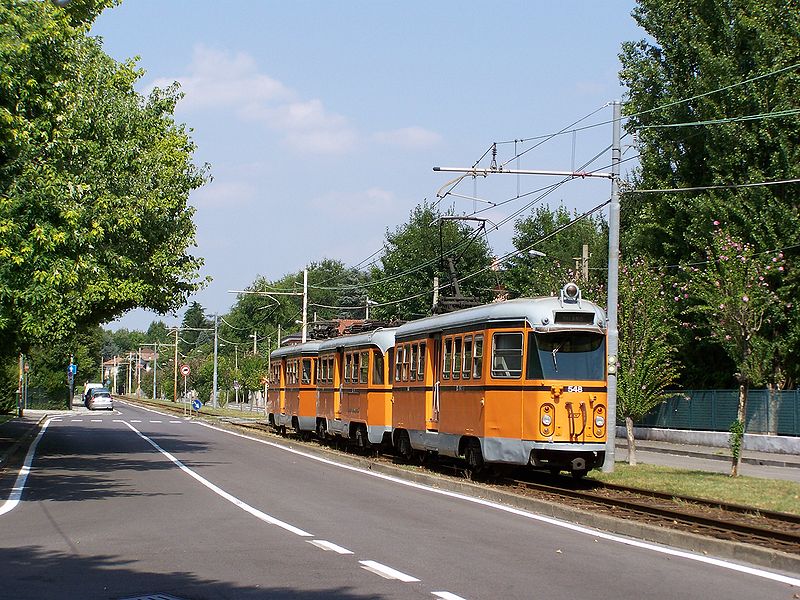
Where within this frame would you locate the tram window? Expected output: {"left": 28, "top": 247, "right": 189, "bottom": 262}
{"left": 401, "top": 345, "right": 410, "bottom": 381}
{"left": 443, "top": 338, "right": 452, "bottom": 380}
{"left": 373, "top": 350, "right": 384, "bottom": 385}
{"left": 463, "top": 336, "right": 473, "bottom": 379}
{"left": 491, "top": 332, "right": 523, "bottom": 379}
{"left": 418, "top": 342, "right": 426, "bottom": 380}
{"left": 302, "top": 359, "right": 312, "bottom": 384}
{"left": 473, "top": 335, "right": 483, "bottom": 379}
{"left": 360, "top": 351, "right": 369, "bottom": 383}
{"left": 452, "top": 337, "right": 462, "bottom": 380}
{"left": 345, "top": 354, "right": 352, "bottom": 383}
{"left": 394, "top": 346, "right": 402, "bottom": 381}
{"left": 409, "top": 344, "right": 417, "bottom": 381}
{"left": 353, "top": 353, "right": 361, "bottom": 384}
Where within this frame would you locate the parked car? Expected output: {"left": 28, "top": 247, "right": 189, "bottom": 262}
{"left": 87, "top": 388, "right": 113, "bottom": 411}
{"left": 83, "top": 382, "right": 104, "bottom": 407}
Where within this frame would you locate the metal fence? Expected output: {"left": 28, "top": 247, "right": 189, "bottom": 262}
{"left": 22, "top": 386, "right": 70, "bottom": 411}
{"left": 638, "top": 389, "right": 800, "bottom": 436}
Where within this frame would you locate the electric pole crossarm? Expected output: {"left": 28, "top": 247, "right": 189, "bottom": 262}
{"left": 433, "top": 166, "right": 613, "bottom": 179}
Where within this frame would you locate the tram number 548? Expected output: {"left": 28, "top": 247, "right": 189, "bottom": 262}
{"left": 567, "top": 385, "right": 583, "bottom": 393}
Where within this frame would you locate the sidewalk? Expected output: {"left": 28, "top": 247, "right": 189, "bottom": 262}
{"left": 615, "top": 437, "right": 800, "bottom": 469}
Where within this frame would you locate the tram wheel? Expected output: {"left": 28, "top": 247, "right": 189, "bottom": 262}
{"left": 571, "top": 469, "right": 588, "bottom": 480}
{"left": 395, "top": 430, "right": 413, "bottom": 461}
{"left": 355, "top": 425, "right": 368, "bottom": 451}
{"left": 464, "top": 439, "right": 484, "bottom": 480}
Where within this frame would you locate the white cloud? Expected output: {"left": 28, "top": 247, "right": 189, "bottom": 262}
{"left": 373, "top": 126, "right": 442, "bottom": 149}
{"left": 152, "top": 45, "right": 355, "bottom": 155}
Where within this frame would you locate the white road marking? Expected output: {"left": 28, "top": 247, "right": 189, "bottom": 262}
{"left": 307, "top": 540, "right": 353, "bottom": 554}
{"left": 149, "top": 420, "right": 162, "bottom": 423}
{"left": 0, "top": 418, "right": 53, "bottom": 517}
{"left": 120, "top": 421, "right": 312, "bottom": 537}
{"left": 71, "top": 419, "right": 83, "bottom": 422}
{"left": 359, "top": 560, "right": 419, "bottom": 582}
{"left": 91, "top": 419, "right": 102, "bottom": 422}
{"left": 432, "top": 592, "right": 468, "bottom": 600}
{"left": 193, "top": 420, "right": 800, "bottom": 588}
{"left": 169, "top": 421, "right": 182, "bottom": 424}
{"left": 131, "top": 420, "right": 142, "bottom": 423}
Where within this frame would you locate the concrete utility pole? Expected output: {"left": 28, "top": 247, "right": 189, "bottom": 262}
{"left": 173, "top": 328, "right": 179, "bottom": 402}
{"left": 251, "top": 330, "right": 258, "bottom": 354}
{"left": 602, "top": 100, "right": 622, "bottom": 473}
{"left": 212, "top": 314, "right": 219, "bottom": 408}
{"left": 302, "top": 268, "right": 308, "bottom": 343}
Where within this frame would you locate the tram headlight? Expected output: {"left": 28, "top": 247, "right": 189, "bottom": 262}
{"left": 595, "top": 415, "right": 605, "bottom": 428}
{"left": 542, "top": 414, "right": 552, "bottom": 427}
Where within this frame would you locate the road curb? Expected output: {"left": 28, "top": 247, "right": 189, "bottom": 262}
{"left": 0, "top": 414, "right": 48, "bottom": 471}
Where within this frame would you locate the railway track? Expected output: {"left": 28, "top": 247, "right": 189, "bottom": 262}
{"left": 119, "top": 400, "right": 800, "bottom": 557}
{"left": 502, "top": 475, "right": 800, "bottom": 555}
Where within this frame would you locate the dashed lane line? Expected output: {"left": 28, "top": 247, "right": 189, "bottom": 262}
{"left": 307, "top": 540, "right": 354, "bottom": 554}
{"left": 432, "top": 592, "right": 468, "bottom": 600}
{"left": 359, "top": 560, "right": 420, "bottom": 583}
{"left": 120, "top": 420, "right": 312, "bottom": 537}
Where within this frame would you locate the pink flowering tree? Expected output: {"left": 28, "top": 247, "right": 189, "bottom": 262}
{"left": 684, "top": 223, "right": 785, "bottom": 477}
{"left": 617, "top": 258, "right": 681, "bottom": 465}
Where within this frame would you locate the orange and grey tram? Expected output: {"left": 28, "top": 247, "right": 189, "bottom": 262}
{"left": 391, "top": 283, "right": 608, "bottom": 476}
{"left": 268, "top": 340, "right": 321, "bottom": 435}
{"left": 316, "top": 328, "right": 397, "bottom": 448}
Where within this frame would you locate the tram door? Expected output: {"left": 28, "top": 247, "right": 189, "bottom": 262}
{"left": 429, "top": 334, "right": 441, "bottom": 430}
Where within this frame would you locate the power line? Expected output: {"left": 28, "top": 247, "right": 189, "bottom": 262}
{"left": 625, "top": 177, "right": 800, "bottom": 195}
{"left": 638, "top": 107, "right": 800, "bottom": 129}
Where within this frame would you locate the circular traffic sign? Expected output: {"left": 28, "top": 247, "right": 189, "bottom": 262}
{"left": 191, "top": 399, "right": 202, "bottom": 411}
{"left": 180, "top": 364, "right": 191, "bottom": 376}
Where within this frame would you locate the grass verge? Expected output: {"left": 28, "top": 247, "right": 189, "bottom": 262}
{"left": 588, "top": 463, "right": 800, "bottom": 515}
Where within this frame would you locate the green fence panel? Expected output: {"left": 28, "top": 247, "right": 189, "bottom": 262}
{"left": 639, "top": 389, "right": 800, "bottom": 437}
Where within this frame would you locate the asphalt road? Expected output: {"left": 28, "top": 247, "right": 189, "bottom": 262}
{"left": 0, "top": 402, "right": 797, "bottom": 600}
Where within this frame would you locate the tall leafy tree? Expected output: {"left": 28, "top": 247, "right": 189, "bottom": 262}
{"left": 0, "top": 0, "right": 208, "bottom": 364}
{"left": 179, "top": 302, "right": 211, "bottom": 355}
{"left": 369, "top": 201, "right": 495, "bottom": 320}
{"left": 619, "top": 0, "right": 800, "bottom": 387}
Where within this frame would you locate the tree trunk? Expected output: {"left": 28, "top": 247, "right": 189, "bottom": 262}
{"left": 731, "top": 382, "right": 748, "bottom": 477}
{"left": 625, "top": 416, "right": 637, "bottom": 466}
{"left": 767, "top": 382, "right": 782, "bottom": 436}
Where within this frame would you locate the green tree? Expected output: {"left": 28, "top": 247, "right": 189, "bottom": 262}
{"left": 617, "top": 259, "right": 681, "bottom": 465}
{"left": 179, "top": 302, "right": 212, "bottom": 355}
{"left": 619, "top": 0, "right": 800, "bottom": 388}
{"left": 0, "top": 0, "right": 208, "bottom": 364}
{"left": 682, "top": 225, "right": 785, "bottom": 476}
{"left": 369, "top": 201, "right": 495, "bottom": 320}
{"left": 504, "top": 204, "right": 608, "bottom": 300}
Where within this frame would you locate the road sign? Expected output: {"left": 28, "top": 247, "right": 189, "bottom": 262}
{"left": 68, "top": 364, "right": 77, "bottom": 375}
{"left": 233, "top": 379, "right": 240, "bottom": 390}
{"left": 191, "top": 399, "right": 202, "bottom": 411}
{"left": 180, "top": 364, "right": 191, "bottom": 376}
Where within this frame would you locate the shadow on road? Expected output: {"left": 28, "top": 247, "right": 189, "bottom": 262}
{"left": 1, "top": 545, "right": 389, "bottom": 599}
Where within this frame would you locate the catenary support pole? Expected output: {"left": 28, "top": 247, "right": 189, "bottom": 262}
{"left": 212, "top": 314, "right": 219, "bottom": 408}
{"left": 302, "top": 268, "right": 308, "bottom": 343}
{"left": 173, "top": 328, "right": 179, "bottom": 402}
{"left": 602, "top": 100, "right": 622, "bottom": 473}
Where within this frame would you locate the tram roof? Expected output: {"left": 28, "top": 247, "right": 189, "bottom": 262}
{"left": 271, "top": 340, "right": 322, "bottom": 359}
{"left": 396, "top": 296, "right": 606, "bottom": 339}
{"left": 318, "top": 327, "right": 398, "bottom": 354}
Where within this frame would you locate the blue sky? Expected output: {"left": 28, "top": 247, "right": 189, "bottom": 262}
{"left": 92, "top": 1, "right": 643, "bottom": 331}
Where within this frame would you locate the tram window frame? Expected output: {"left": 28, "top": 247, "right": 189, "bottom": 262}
{"left": 359, "top": 351, "right": 369, "bottom": 384}
{"left": 409, "top": 344, "right": 417, "bottom": 381}
{"left": 463, "top": 335, "right": 473, "bottom": 379}
{"left": 442, "top": 338, "right": 452, "bottom": 380}
{"left": 394, "top": 346, "right": 402, "bottom": 382}
{"left": 418, "top": 342, "right": 426, "bottom": 380}
{"left": 373, "top": 350, "right": 384, "bottom": 385}
{"left": 452, "top": 337, "right": 462, "bottom": 380}
{"left": 353, "top": 353, "right": 361, "bottom": 384}
{"left": 345, "top": 353, "right": 352, "bottom": 383}
{"left": 302, "top": 358, "right": 312, "bottom": 384}
{"left": 473, "top": 335, "right": 483, "bottom": 379}
{"left": 491, "top": 332, "right": 523, "bottom": 379}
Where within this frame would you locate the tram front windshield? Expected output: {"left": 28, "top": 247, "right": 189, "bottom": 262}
{"left": 527, "top": 332, "right": 605, "bottom": 381}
